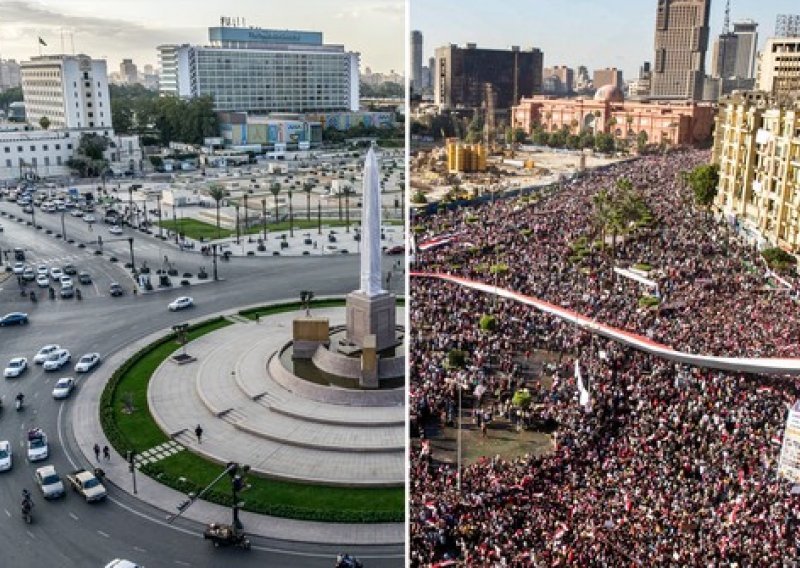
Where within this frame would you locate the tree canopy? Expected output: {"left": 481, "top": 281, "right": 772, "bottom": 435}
{"left": 686, "top": 164, "right": 720, "bottom": 209}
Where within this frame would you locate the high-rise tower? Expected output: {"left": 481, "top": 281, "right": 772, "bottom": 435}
{"left": 411, "top": 30, "right": 423, "bottom": 93}
{"left": 650, "top": 0, "right": 711, "bottom": 100}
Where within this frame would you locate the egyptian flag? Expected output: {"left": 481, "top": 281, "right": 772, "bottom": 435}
{"left": 38, "top": 37, "right": 47, "bottom": 46}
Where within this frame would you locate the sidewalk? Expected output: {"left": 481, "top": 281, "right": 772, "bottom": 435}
{"left": 69, "top": 300, "right": 404, "bottom": 545}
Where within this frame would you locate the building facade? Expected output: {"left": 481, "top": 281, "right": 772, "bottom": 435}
{"left": 650, "top": 0, "right": 711, "bottom": 100}
{"left": 434, "top": 44, "right": 543, "bottom": 110}
{"left": 733, "top": 20, "right": 758, "bottom": 79}
{"left": 711, "top": 32, "right": 738, "bottom": 78}
{"left": 119, "top": 59, "right": 138, "bottom": 85}
{"left": 20, "top": 54, "right": 112, "bottom": 130}
{"left": 0, "top": 59, "right": 21, "bottom": 91}
{"left": 712, "top": 92, "right": 800, "bottom": 249}
{"left": 593, "top": 68, "right": 623, "bottom": 89}
{"left": 757, "top": 37, "right": 800, "bottom": 100}
{"left": 159, "top": 24, "right": 359, "bottom": 114}
{"left": 411, "top": 30, "right": 423, "bottom": 92}
{"left": 511, "top": 86, "right": 715, "bottom": 147}
{"left": 543, "top": 66, "right": 574, "bottom": 95}
{"left": 0, "top": 126, "right": 142, "bottom": 180}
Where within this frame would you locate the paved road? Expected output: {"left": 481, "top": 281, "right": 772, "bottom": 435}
{"left": 0, "top": 208, "right": 405, "bottom": 567}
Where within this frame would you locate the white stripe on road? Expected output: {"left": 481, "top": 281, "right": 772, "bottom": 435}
{"left": 68, "top": 512, "right": 79, "bottom": 521}
{"left": 133, "top": 546, "right": 147, "bottom": 553}
{"left": 4, "top": 509, "right": 10, "bottom": 517}
{"left": 26, "top": 530, "right": 35, "bottom": 539}
{"left": 97, "top": 530, "right": 110, "bottom": 538}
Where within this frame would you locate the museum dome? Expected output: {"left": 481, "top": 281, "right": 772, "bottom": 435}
{"left": 594, "top": 85, "right": 624, "bottom": 103}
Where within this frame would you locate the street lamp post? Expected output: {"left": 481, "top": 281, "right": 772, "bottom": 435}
{"left": 128, "top": 237, "right": 136, "bottom": 278}
{"left": 212, "top": 244, "right": 218, "bottom": 281}
{"left": 261, "top": 199, "right": 267, "bottom": 241}
{"left": 234, "top": 204, "right": 240, "bottom": 245}
{"left": 173, "top": 204, "right": 178, "bottom": 244}
{"left": 243, "top": 194, "right": 249, "bottom": 241}
{"left": 156, "top": 193, "right": 163, "bottom": 239}
{"left": 61, "top": 211, "right": 66, "bottom": 241}
{"left": 288, "top": 189, "right": 294, "bottom": 238}
{"left": 128, "top": 187, "right": 134, "bottom": 227}
{"left": 345, "top": 187, "right": 351, "bottom": 233}
{"left": 317, "top": 201, "right": 322, "bottom": 235}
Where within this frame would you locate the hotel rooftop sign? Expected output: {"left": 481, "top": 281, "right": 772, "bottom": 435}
{"left": 208, "top": 26, "right": 323, "bottom": 46}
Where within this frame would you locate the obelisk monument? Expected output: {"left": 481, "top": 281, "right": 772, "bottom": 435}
{"left": 346, "top": 147, "right": 397, "bottom": 352}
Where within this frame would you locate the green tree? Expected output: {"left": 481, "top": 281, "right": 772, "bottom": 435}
{"left": 208, "top": 183, "right": 226, "bottom": 239}
{"left": 532, "top": 128, "right": 549, "bottom": 146}
{"left": 686, "top": 164, "right": 719, "bottom": 211}
{"left": 636, "top": 131, "right": 649, "bottom": 152}
{"left": 302, "top": 182, "right": 314, "bottom": 221}
{"left": 0, "top": 86, "right": 23, "bottom": 111}
{"left": 594, "top": 132, "right": 615, "bottom": 154}
{"left": 465, "top": 115, "right": 484, "bottom": 143}
{"left": 38, "top": 116, "right": 51, "bottom": 130}
{"left": 269, "top": 182, "right": 282, "bottom": 226}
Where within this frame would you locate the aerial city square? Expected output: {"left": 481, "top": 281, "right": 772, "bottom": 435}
{"left": 0, "top": 1, "right": 404, "bottom": 567}
{"left": 410, "top": 0, "right": 800, "bottom": 566}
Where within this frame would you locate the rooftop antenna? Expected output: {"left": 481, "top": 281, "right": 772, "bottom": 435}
{"left": 723, "top": 0, "right": 731, "bottom": 34}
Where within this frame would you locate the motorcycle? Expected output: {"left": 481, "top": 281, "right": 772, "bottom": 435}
{"left": 29, "top": 291, "right": 36, "bottom": 302}
{"left": 335, "top": 554, "right": 363, "bottom": 568}
{"left": 48, "top": 287, "right": 55, "bottom": 300}
{"left": 21, "top": 499, "right": 32, "bottom": 524}
{"left": 75, "top": 288, "right": 82, "bottom": 300}
{"left": 15, "top": 394, "right": 23, "bottom": 411}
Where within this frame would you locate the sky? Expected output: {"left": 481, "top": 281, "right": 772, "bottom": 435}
{"left": 412, "top": 0, "right": 800, "bottom": 79}
{"left": 0, "top": 0, "right": 404, "bottom": 75}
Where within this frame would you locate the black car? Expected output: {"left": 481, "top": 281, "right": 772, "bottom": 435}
{"left": 60, "top": 285, "right": 75, "bottom": 299}
{"left": 78, "top": 272, "right": 92, "bottom": 285}
{"left": 0, "top": 312, "right": 28, "bottom": 326}
{"left": 109, "top": 283, "right": 124, "bottom": 297}
{"left": 14, "top": 248, "right": 25, "bottom": 261}
{"left": 63, "top": 264, "right": 77, "bottom": 275}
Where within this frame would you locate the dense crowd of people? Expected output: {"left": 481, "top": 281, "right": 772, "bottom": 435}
{"left": 410, "top": 150, "right": 800, "bottom": 566}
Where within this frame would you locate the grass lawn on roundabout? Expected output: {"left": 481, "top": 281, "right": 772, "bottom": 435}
{"left": 103, "top": 304, "right": 403, "bottom": 523}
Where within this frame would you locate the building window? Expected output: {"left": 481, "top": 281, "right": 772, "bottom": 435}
{"left": 56, "top": 156, "right": 62, "bottom": 166}
{"left": 89, "top": 122, "right": 94, "bottom": 127}
{"left": 44, "top": 156, "right": 50, "bottom": 166}
{"left": 17, "top": 146, "right": 22, "bottom": 152}
{"left": 30, "top": 145, "right": 35, "bottom": 151}
{"left": 43, "top": 145, "right": 48, "bottom": 151}
{"left": 55, "top": 144, "right": 60, "bottom": 150}
{"left": 88, "top": 112, "right": 94, "bottom": 118}
{"left": 3, "top": 147, "right": 8, "bottom": 153}
{"left": 87, "top": 102, "right": 92, "bottom": 108}
{"left": 31, "top": 157, "right": 37, "bottom": 166}
{"left": 67, "top": 144, "right": 72, "bottom": 150}
{"left": 5, "top": 159, "right": 10, "bottom": 167}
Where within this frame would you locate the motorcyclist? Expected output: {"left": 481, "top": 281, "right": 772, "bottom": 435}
{"left": 15, "top": 392, "right": 24, "bottom": 410}
{"left": 21, "top": 490, "right": 32, "bottom": 520}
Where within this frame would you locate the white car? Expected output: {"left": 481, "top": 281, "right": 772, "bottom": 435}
{"left": 52, "top": 377, "right": 75, "bottom": 399}
{"left": 0, "top": 441, "right": 12, "bottom": 472}
{"left": 43, "top": 349, "right": 71, "bottom": 371}
{"left": 75, "top": 353, "right": 101, "bottom": 373}
{"left": 35, "top": 465, "right": 65, "bottom": 499}
{"left": 70, "top": 209, "right": 84, "bottom": 218}
{"left": 50, "top": 267, "right": 63, "bottom": 281}
{"left": 4, "top": 357, "right": 28, "bottom": 378}
{"left": 60, "top": 275, "right": 73, "bottom": 287}
{"left": 109, "top": 225, "right": 123, "bottom": 235}
{"left": 27, "top": 430, "right": 48, "bottom": 462}
{"left": 36, "top": 274, "right": 50, "bottom": 288}
{"left": 12, "top": 262, "right": 25, "bottom": 275}
{"left": 168, "top": 296, "right": 194, "bottom": 311}
{"left": 34, "top": 345, "right": 61, "bottom": 364}
{"left": 37, "top": 264, "right": 49, "bottom": 276}
{"left": 84, "top": 214, "right": 96, "bottom": 223}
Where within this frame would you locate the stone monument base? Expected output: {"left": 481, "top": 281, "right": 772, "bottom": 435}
{"left": 345, "top": 291, "right": 396, "bottom": 352}
{"left": 293, "top": 316, "right": 330, "bottom": 358}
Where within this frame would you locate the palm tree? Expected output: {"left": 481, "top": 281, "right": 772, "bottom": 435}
{"left": 287, "top": 188, "right": 294, "bottom": 238}
{"left": 344, "top": 185, "right": 353, "bottom": 233}
{"left": 302, "top": 182, "right": 313, "bottom": 221}
{"left": 269, "top": 182, "right": 281, "bottom": 227}
{"left": 208, "top": 183, "right": 226, "bottom": 239}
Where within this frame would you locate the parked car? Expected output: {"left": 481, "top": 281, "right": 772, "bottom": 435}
{"left": 84, "top": 214, "right": 96, "bottom": 223}
{"left": 52, "top": 377, "right": 75, "bottom": 399}
{"left": 109, "top": 283, "right": 124, "bottom": 297}
{"left": 0, "top": 312, "right": 28, "bottom": 326}
{"left": 385, "top": 245, "right": 404, "bottom": 255}
{"left": 12, "top": 262, "right": 25, "bottom": 275}
{"left": 4, "top": 357, "right": 28, "bottom": 378}
{"left": 43, "top": 349, "right": 71, "bottom": 371}
{"left": 78, "top": 271, "right": 92, "bottom": 285}
{"left": 35, "top": 465, "right": 65, "bottom": 498}
{"left": 109, "top": 225, "right": 123, "bottom": 235}
{"left": 75, "top": 353, "right": 101, "bottom": 373}
{"left": 168, "top": 296, "right": 194, "bottom": 311}
{"left": 0, "top": 441, "right": 12, "bottom": 472}
{"left": 70, "top": 209, "right": 84, "bottom": 218}
{"left": 27, "top": 429, "right": 48, "bottom": 462}
{"left": 34, "top": 344, "right": 61, "bottom": 364}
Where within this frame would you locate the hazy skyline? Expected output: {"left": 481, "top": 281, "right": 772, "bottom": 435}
{"left": 412, "top": 0, "right": 800, "bottom": 80}
{"left": 0, "top": 0, "right": 404, "bottom": 75}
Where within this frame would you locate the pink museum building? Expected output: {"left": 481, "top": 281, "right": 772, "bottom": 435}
{"left": 511, "top": 85, "right": 716, "bottom": 147}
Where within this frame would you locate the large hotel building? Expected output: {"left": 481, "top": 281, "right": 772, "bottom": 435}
{"left": 158, "top": 24, "right": 360, "bottom": 114}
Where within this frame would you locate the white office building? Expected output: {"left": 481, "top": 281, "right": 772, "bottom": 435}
{"left": 158, "top": 23, "right": 359, "bottom": 113}
{"left": 0, "top": 126, "right": 142, "bottom": 181}
{"left": 20, "top": 54, "right": 111, "bottom": 130}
